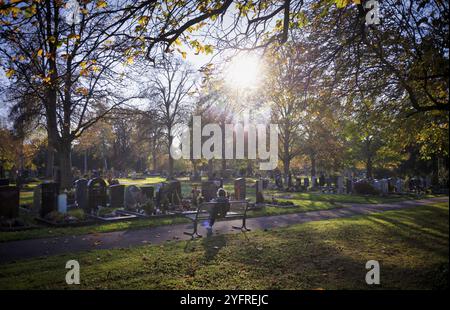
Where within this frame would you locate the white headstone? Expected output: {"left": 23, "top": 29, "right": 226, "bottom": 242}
{"left": 58, "top": 193, "right": 67, "bottom": 213}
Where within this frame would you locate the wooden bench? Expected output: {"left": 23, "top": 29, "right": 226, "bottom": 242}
{"left": 183, "top": 200, "right": 251, "bottom": 238}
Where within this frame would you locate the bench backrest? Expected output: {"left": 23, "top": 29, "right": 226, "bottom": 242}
{"left": 197, "top": 200, "right": 248, "bottom": 214}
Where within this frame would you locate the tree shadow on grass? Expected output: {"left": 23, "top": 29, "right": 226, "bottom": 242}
{"left": 201, "top": 234, "right": 227, "bottom": 261}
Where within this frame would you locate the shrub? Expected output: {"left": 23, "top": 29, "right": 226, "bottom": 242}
{"left": 68, "top": 208, "right": 85, "bottom": 220}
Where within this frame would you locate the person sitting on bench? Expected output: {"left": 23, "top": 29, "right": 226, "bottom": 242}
{"left": 206, "top": 188, "right": 230, "bottom": 236}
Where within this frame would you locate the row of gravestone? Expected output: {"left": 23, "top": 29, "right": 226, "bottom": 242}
{"left": 1, "top": 176, "right": 256, "bottom": 220}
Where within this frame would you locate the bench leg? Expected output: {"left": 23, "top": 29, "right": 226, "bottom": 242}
{"left": 232, "top": 217, "right": 251, "bottom": 231}
{"left": 184, "top": 220, "right": 202, "bottom": 239}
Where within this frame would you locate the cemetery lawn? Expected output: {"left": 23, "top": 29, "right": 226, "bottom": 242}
{"left": 0, "top": 202, "right": 447, "bottom": 289}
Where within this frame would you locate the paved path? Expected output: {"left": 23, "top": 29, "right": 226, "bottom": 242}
{"left": 0, "top": 197, "right": 447, "bottom": 264}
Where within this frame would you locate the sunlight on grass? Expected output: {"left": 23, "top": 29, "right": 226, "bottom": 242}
{"left": 0, "top": 202, "right": 447, "bottom": 289}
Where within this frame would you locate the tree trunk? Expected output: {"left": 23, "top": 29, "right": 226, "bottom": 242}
{"left": 45, "top": 145, "right": 55, "bottom": 178}
{"left": 208, "top": 159, "right": 213, "bottom": 179}
{"left": 168, "top": 134, "right": 174, "bottom": 178}
{"left": 283, "top": 156, "right": 290, "bottom": 185}
{"left": 221, "top": 120, "right": 226, "bottom": 174}
{"left": 59, "top": 142, "right": 73, "bottom": 190}
{"left": 310, "top": 153, "right": 316, "bottom": 177}
{"left": 84, "top": 150, "right": 88, "bottom": 175}
{"left": 366, "top": 156, "right": 373, "bottom": 179}
{"left": 152, "top": 149, "right": 158, "bottom": 172}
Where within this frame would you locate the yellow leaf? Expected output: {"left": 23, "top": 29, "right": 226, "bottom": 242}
{"left": 5, "top": 68, "right": 15, "bottom": 78}
{"left": 37, "top": 49, "right": 43, "bottom": 57}
{"left": 96, "top": 0, "right": 107, "bottom": 9}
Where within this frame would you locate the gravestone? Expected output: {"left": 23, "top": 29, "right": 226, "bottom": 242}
{"left": 395, "top": 179, "right": 404, "bottom": 193}
{"left": 110, "top": 184, "right": 125, "bottom": 209}
{"left": 234, "top": 178, "right": 246, "bottom": 200}
{"left": 346, "top": 178, "right": 353, "bottom": 194}
{"left": 0, "top": 185, "right": 19, "bottom": 219}
{"left": 74, "top": 178, "right": 88, "bottom": 211}
{"left": 124, "top": 185, "right": 142, "bottom": 210}
{"left": 58, "top": 193, "right": 67, "bottom": 213}
{"left": 287, "top": 173, "right": 293, "bottom": 188}
{"left": 140, "top": 185, "right": 154, "bottom": 202}
{"left": 87, "top": 178, "right": 107, "bottom": 213}
{"left": 201, "top": 181, "right": 219, "bottom": 202}
{"left": 295, "top": 177, "right": 301, "bottom": 192}
{"left": 255, "top": 180, "right": 264, "bottom": 203}
{"left": 380, "top": 179, "right": 389, "bottom": 194}
{"left": 303, "top": 178, "right": 309, "bottom": 189}
{"left": 337, "top": 176, "right": 344, "bottom": 194}
{"left": 275, "top": 174, "right": 283, "bottom": 189}
{"left": 319, "top": 175, "right": 325, "bottom": 187}
{"left": 166, "top": 180, "right": 182, "bottom": 205}
{"left": 40, "top": 182, "right": 59, "bottom": 217}
{"left": 311, "top": 176, "right": 317, "bottom": 189}
{"left": 0, "top": 178, "right": 9, "bottom": 186}
{"left": 32, "top": 185, "right": 41, "bottom": 214}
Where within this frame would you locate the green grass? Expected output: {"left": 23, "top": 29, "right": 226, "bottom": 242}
{"left": 0, "top": 202, "right": 447, "bottom": 289}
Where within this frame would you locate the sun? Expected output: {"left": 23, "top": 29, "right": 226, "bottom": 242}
{"left": 225, "top": 53, "right": 262, "bottom": 90}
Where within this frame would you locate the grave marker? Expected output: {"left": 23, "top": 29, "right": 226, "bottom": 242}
{"left": 87, "top": 178, "right": 107, "bottom": 213}
{"left": 41, "top": 182, "right": 59, "bottom": 217}
{"left": 0, "top": 185, "right": 19, "bottom": 219}
{"left": 234, "top": 178, "right": 246, "bottom": 200}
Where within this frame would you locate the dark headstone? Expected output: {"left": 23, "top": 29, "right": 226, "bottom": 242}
{"left": 319, "top": 175, "right": 325, "bottom": 187}
{"left": 234, "top": 178, "right": 246, "bottom": 200}
{"left": 275, "top": 174, "right": 283, "bottom": 189}
{"left": 0, "top": 178, "right": 9, "bottom": 186}
{"left": 74, "top": 178, "right": 88, "bottom": 211}
{"left": 40, "top": 182, "right": 59, "bottom": 217}
{"left": 110, "top": 184, "right": 125, "bottom": 209}
{"left": 346, "top": 178, "right": 353, "bottom": 194}
{"left": 87, "top": 178, "right": 107, "bottom": 213}
{"left": 287, "top": 173, "right": 293, "bottom": 188}
{"left": 140, "top": 186, "right": 154, "bottom": 201}
{"left": 303, "top": 178, "right": 309, "bottom": 189}
{"left": 255, "top": 180, "right": 264, "bottom": 203}
{"left": 0, "top": 185, "right": 19, "bottom": 219}
{"left": 295, "top": 177, "right": 301, "bottom": 191}
{"left": 166, "top": 180, "right": 182, "bottom": 205}
{"left": 124, "top": 185, "right": 142, "bottom": 210}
